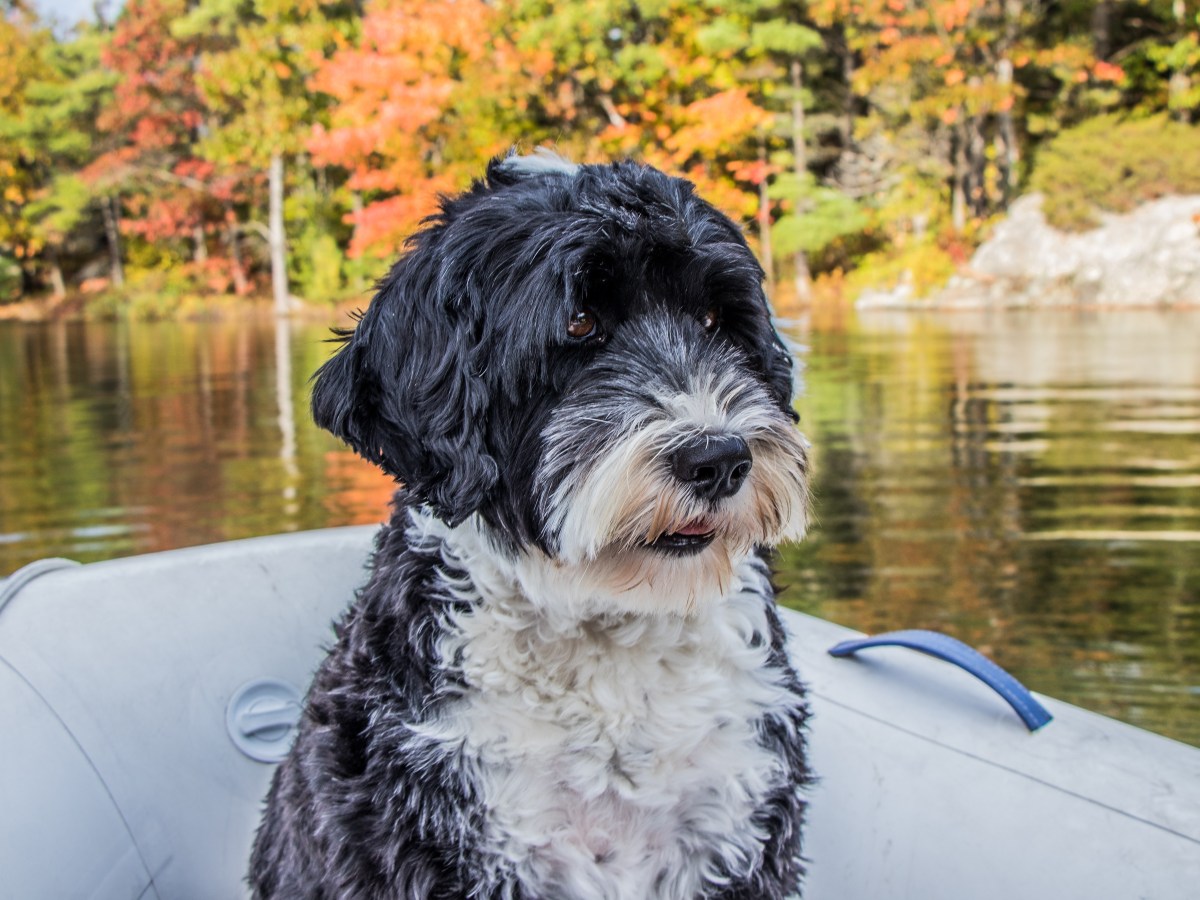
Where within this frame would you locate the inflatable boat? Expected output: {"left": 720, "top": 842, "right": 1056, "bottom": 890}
{"left": 2, "top": 527, "right": 1197, "bottom": 899}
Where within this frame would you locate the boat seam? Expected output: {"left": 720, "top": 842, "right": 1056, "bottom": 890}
{"left": 0, "top": 558, "right": 81, "bottom": 615}
{"left": 0, "top": 656, "right": 160, "bottom": 886}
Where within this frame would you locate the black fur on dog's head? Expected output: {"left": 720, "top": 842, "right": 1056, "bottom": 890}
{"left": 312, "top": 153, "right": 803, "bottom": 568}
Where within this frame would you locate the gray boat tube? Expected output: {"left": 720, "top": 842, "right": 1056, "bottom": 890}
{"left": 1, "top": 527, "right": 1197, "bottom": 899}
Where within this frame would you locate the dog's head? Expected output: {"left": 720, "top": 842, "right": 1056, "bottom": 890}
{"left": 313, "top": 152, "right": 809, "bottom": 614}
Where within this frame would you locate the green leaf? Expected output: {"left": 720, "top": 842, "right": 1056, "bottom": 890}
{"left": 749, "top": 22, "right": 822, "bottom": 56}
{"left": 696, "top": 19, "right": 749, "bottom": 56}
{"left": 26, "top": 174, "right": 92, "bottom": 238}
{"left": 772, "top": 190, "right": 868, "bottom": 255}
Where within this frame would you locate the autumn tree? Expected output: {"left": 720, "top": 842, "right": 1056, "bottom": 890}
{"left": 1093, "top": 0, "right": 1199, "bottom": 121}
{"left": 175, "top": 0, "right": 360, "bottom": 312}
{"left": 308, "top": 0, "right": 507, "bottom": 260}
{"left": 3, "top": 0, "right": 1196, "bottom": 307}
{"left": 82, "top": 0, "right": 226, "bottom": 289}
{"left": 4, "top": 26, "right": 118, "bottom": 297}
{"left": 696, "top": 2, "right": 869, "bottom": 301}
{"left": 308, "top": 0, "right": 772, "bottom": 261}
{"left": 811, "top": 0, "right": 1116, "bottom": 241}
{"left": 500, "top": 2, "right": 774, "bottom": 243}
{"left": 0, "top": 4, "right": 55, "bottom": 296}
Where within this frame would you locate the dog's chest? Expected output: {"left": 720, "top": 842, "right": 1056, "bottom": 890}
{"left": 435, "top": 575, "right": 796, "bottom": 900}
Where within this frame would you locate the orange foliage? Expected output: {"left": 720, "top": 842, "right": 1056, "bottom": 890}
{"left": 308, "top": 1, "right": 777, "bottom": 256}
{"left": 96, "top": 0, "right": 204, "bottom": 159}
{"left": 813, "top": 0, "right": 1096, "bottom": 124}
{"left": 665, "top": 91, "right": 772, "bottom": 166}
{"left": 727, "top": 158, "right": 781, "bottom": 187}
{"left": 86, "top": 0, "right": 238, "bottom": 249}
{"left": 1093, "top": 60, "right": 1126, "bottom": 83}
{"left": 308, "top": 0, "right": 504, "bottom": 258}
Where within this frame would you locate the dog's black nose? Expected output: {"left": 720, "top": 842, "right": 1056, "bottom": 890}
{"left": 671, "top": 434, "right": 753, "bottom": 501}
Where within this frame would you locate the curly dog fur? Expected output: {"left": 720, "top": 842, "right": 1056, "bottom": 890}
{"left": 250, "top": 153, "right": 813, "bottom": 900}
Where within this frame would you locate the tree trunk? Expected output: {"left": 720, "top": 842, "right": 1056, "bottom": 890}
{"left": 102, "top": 194, "right": 125, "bottom": 288}
{"left": 268, "top": 151, "right": 290, "bottom": 316}
{"left": 995, "top": 59, "right": 1017, "bottom": 205}
{"left": 838, "top": 26, "right": 855, "bottom": 147}
{"left": 1091, "top": 0, "right": 1113, "bottom": 59}
{"left": 47, "top": 247, "right": 66, "bottom": 299}
{"left": 1169, "top": 0, "right": 1193, "bottom": 123}
{"left": 995, "top": 0, "right": 1022, "bottom": 207}
{"left": 757, "top": 140, "right": 775, "bottom": 297}
{"left": 193, "top": 225, "right": 208, "bottom": 264}
{"left": 1169, "top": 71, "right": 1193, "bottom": 123}
{"left": 225, "top": 216, "right": 249, "bottom": 296}
{"left": 790, "top": 59, "right": 813, "bottom": 304}
{"left": 951, "top": 121, "right": 967, "bottom": 233}
{"left": 968, "top": 108, "right": 987, "bottom": 217}
{"left": 790, "top": 60, "right": 808, "bottom": 187}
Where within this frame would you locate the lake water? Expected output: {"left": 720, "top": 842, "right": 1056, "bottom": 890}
{"left": 1, "top": 310, "right": 1197, "bottom": 746}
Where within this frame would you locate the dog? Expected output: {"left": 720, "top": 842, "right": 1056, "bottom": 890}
{"left": 249, "top": 152, "right": 813, "bottom": 900}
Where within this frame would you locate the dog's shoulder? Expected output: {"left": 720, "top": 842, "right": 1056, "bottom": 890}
{"left": 250, "top": 501, "right": 492, "bottom": 899}
{"left": 313, "top": 498, "right": 470, "bottom": 717}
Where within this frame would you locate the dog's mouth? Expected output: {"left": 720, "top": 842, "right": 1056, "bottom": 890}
{"left": 645, "top": 519, "right": 716, "bottom": 556}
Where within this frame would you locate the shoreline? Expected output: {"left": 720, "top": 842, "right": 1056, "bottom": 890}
{"left": 0, "top": 292, "right": 365, "bottom": 324}
{"left": 5, "top": 291, "right": 1199, "bottom": 325}
{"left": 6, "top": 192, "right": 1199, "bottom": 323}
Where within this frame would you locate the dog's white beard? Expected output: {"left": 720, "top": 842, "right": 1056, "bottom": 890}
{"left": 536, "top": 368, "right": 810, "bottom": 618}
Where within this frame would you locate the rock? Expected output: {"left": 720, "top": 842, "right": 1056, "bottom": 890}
{"left": 927, "top": 193, "right": 1200, "bottom": 307}
{"left": 856, "top": 273, "right": 915, "bottom": 309}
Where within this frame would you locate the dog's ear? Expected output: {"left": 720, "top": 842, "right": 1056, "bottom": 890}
{"left": 764, "top": 330, "right": 800, "bottom": 423}
{"left": 311, "top": 255, "right": 498, "bottom": 526}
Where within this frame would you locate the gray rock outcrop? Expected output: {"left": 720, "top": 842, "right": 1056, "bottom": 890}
{"left": 921, "top": 193, "right": 1200, "bottom": 307}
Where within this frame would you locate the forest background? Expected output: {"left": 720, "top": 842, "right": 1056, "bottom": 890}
{"left": 2, "top": 0, "right": 1199, "bottom": 317}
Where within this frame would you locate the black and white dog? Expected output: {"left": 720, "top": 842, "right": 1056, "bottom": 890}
{"left": 250, "top": 153, "right": 813, "bottom": 900}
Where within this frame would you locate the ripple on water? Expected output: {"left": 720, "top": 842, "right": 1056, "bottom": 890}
{"left": 778, "top": 309, "right": 1200, "bottom": 747}
{"left": 1, "top": 312, "right": 1198, "bottom": 746}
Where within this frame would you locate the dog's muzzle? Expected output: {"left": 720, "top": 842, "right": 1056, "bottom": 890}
{"left": 670, "top": 432, "right": 753, "bottom": 503}
{"left": 645, "top": 432, "right": 753, "bottom": 556}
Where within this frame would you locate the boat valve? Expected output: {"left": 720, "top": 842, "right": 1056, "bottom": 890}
{"left": 226, "top": 678, "right": 303, "bottom": 763}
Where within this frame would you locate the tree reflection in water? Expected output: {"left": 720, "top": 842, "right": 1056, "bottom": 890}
{"left": 0, "top": 309, "right": 1196, "bottom": 746}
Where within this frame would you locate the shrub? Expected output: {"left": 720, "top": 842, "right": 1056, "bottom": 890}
{"left": 0, "top": 255, "right": 22, "bottom": 303}
{"left": 845, "top": 236, "right": 960, "bottom": 301}
{"left": 292, "top": 227, "right": 344, "bottom": 303}
{"left": 84, "top": 267, "right": 219, "bottom": 321}
{"left": 1031, "top": 114, "right": 1200, "bottom": 231}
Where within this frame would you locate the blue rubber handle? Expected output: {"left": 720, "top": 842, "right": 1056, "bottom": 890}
{"left": 828, "top": 629, "right": 1053, "bottom": 732}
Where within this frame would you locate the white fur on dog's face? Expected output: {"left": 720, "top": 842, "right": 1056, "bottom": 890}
{"left": 533, "top": 316, "right": 810, "bottom": 618}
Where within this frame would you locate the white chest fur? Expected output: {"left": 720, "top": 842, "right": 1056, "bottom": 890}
{"left": 423, "top": 519, "right": 802, "bottom": 900}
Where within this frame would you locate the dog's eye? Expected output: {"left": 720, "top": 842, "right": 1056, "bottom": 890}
{"left": 700, "top": 307, "right": 720, "bottom": 333}
{"left": 567, "top": 308, "right": 598, "bottom": 339}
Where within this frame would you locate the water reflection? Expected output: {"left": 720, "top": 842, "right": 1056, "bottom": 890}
{"left": 275, "top": 315, "right": 301, "bottom": 519}
{"left": 0, "top": 311, "right": 1196, "bottom": 746}
{"left": 777, "top": 309, "right": 1200, "bottom": 747}
{"left": 0, "top": 318, "right": 396, "bottom": 570}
